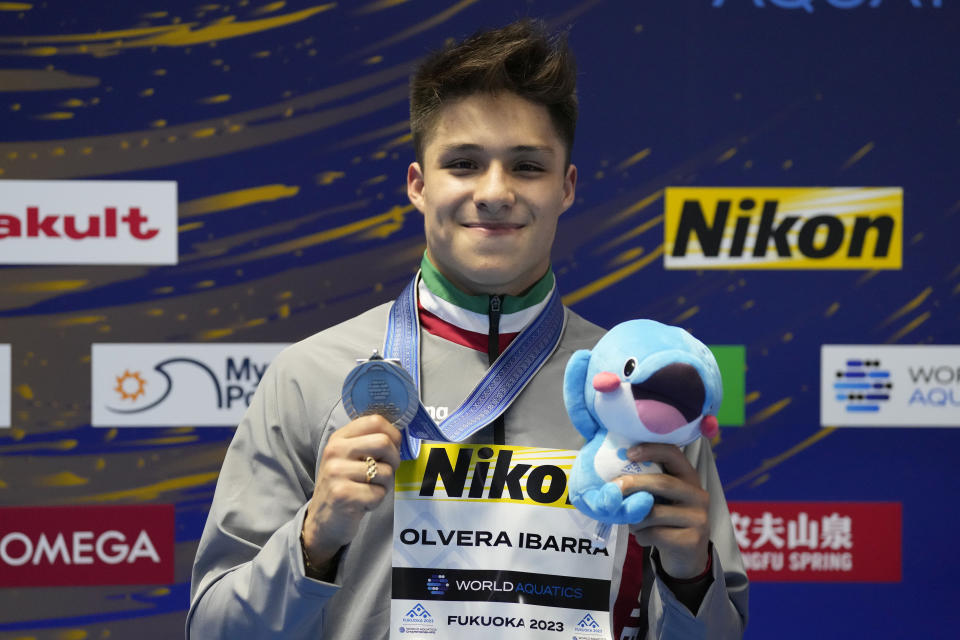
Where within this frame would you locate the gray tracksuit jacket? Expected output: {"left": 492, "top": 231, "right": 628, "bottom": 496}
{"left": 187, "top": 303, "right": 748, "bottom": 639}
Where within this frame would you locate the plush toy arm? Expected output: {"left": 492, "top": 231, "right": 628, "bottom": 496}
{"left": 564, "top": 349, "right": 603, "bottom": 440}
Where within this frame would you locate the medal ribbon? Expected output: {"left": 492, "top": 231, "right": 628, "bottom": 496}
{"left": 384, "top": 272, "right": 566, "bottom": 459}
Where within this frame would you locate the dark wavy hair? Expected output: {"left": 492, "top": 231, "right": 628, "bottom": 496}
{"left": 410, "top": 19, "right": 578, "bottom": 166}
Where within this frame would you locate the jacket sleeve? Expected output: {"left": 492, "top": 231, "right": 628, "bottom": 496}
{"left": 186, "top": 353, "right": 340, "bottom": 638}
{"left": 646, "top": 438, "right": 750, "bottom": 640}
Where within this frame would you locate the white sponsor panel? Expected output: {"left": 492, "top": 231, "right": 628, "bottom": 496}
{"left": 92, "top": 343, "right": 287, "bottom": 426}
{"left": 0, "top": 180, "right": 177, "bottom": 265}
{"left": 0, "top": 344, "right": 9, "bottom": 428}
{"left": 391, "top": 445, "right": 619, "bottom": 639}
{"left": 821, "top": 345, "right": 960, "bottom": 427}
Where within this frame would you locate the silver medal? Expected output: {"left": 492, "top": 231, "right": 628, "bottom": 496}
{"left": 341, "top": 350, "right": 419, "bottom": 429}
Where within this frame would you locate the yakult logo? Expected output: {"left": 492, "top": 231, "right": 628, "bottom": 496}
{"left": 0, "top": 505, "right": 174, "bottom": 587}
{"left": 0, "top": 206, "right": 159, "bottom": 239}
{"left": 92, "top": 343, "right": 287, "bottom": 427}
{"left": 0, "top": 180, "right": 176, "bottom": 265}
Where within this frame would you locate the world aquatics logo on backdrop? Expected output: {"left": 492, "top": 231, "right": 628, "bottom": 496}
{"left": 92, "top": 343, "right": 287, "bottom": 427}
{"left": 830, "top": 357, "right": 893, "bottom": 414}
{"left": 821, "top": 345, "right": 960, "bottom": 427}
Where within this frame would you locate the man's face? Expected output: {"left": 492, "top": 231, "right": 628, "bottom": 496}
{"left": 407, "top": 92, "right": 577, "bottom": 296}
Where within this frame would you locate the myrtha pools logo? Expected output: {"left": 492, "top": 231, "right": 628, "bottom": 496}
{"left": 92, "top": 344, "right": 286, "bottom": 427}
{"left": 832, "top": 358, "right": 892, "bottom": 413}
{"left": 107, "top": 358, "right": 237, "bottom": 415}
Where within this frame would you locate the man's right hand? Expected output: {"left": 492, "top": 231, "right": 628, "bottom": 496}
{"left": 301, "top": 414, "right": 402, "bottom": 573}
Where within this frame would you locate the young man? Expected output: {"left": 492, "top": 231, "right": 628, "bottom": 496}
{"left": 188, "top": 20, "right": 747, "bottom": 639}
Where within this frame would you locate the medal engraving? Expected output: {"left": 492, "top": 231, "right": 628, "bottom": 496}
{"left": 342, "top": 351, "right": 419, "bottom": 429}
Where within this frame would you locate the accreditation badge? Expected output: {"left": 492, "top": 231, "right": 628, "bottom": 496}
{"left": 391, "top": 444, "right": 620, "bottom": 640}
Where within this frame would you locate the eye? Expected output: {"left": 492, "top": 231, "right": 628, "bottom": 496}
{"left": 623, "top": 358, "right": 637, "bottom": 378}
{"left": 514, "top": 161, "right": 544, "bottom": 173}
{"left": 444, "top": 158, "right": 477, "bottom": 171}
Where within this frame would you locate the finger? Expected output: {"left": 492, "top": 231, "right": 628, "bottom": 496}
{"left": 626, "top": 443, "right": 699, "bottom": 486}
{"left": 349, "top": 434, "right": 402, "bottom": 470}
{"left": 354, "top": 458, "right": 395, "bottom": 489}
{"left": 355, "top": 482, "right": 390, "bottom": 509}
{"left": 615, "top": 472, "right": 708, "bottom": 506}
{"left": 321, "top": 455, "right": 394, "bottom": 486}
{"left": 322, "top": 478, "right": 389, "bottom": 514}
{"left": 630, "top": 526, "right": 705, "bottom": 554}
{"left": 326, "top": 431, "right": 402, "bottom": 469}
{"left": 629, "top": 503, "right": 709, "bottom": 532}
{"left": 334, "top": 414, "right": 404, "bottom": 447}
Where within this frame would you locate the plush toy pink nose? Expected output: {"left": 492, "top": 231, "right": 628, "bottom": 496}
{"left": 592, "top": 371, "right": 621, "bottom": 393}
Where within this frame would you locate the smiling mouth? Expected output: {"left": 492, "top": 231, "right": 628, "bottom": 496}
{"left": 463, "top": 222, "right": 525, "bottom": 230}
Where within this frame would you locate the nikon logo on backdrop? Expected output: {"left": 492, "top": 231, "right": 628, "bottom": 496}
{"left": 664, "top": 187, "right": 902, "bottom": 270}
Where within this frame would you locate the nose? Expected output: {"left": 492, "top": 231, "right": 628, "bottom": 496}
{"left": 473, "top": 164, "right": 515, "bottom": 214}
{"left": 592, "top": 371, "right": 621, "bottom": 393}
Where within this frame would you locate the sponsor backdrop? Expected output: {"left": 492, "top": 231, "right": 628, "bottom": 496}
{"left": 0, "top": 345, "right": 9, "bottom": 428}
{"left": 0, "top": 1, "right": 957, "bottom": 638}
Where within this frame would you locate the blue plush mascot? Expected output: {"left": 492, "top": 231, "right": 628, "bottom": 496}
{"left": 564, "top": 319, "right": 723, "bottom": 525}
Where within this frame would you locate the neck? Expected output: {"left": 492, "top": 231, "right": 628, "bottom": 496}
{"left": 424, "top": 251, "right": 548, "bottom": 298}
{"left": 419, "top": 253, "right": 554, "bottom": 315}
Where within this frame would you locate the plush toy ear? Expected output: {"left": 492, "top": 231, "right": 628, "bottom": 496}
{"left": 564, "top": 350, "right": 603, "bottom": 440}
{"left": 701, "top": 414, "right": 719, "bottom": 439}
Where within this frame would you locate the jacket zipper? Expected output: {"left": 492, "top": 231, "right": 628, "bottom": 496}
{"left": 487, "top": 295, "right": 502, "bottom": 365}
{"left": 488, "top": 295, "right": 504, "bottom": 445}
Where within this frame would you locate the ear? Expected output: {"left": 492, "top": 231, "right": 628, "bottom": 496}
{"left": 407, "top": 162, "right": 426, "bottom": 213}
{"left": 560, "top": 163, "right": 577, "bottom": 214}
{"left": 701, "top": 415, "right": 719, "bottom": 440}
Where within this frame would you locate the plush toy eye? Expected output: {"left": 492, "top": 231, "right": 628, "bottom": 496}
{"left": 623, "top": 358, "right": 637, "bottom": 378}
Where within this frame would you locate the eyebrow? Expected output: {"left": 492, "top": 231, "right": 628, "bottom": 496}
{"left": 438, "top": 143, "right": 556, "bottom": 155}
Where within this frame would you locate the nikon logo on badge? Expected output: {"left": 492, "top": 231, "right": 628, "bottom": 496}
{"left": 0, "top": 180, "right": 177, "bottom": 265}
{"left": 664, "top": 187, "right": 902, "bottom": 270}
{"left": 92, "top": 343, "right": 287, "bottom": 426}
{"left": 417, "top": 445, "right": 572, "bottom": 507}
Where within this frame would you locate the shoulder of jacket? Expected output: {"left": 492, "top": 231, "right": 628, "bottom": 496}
{"left": 268, "top": 302, "right": 393, "bottom": 380}
{"left": 561, "top": 306, "right": 607, "bottom": 350}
